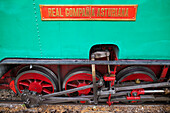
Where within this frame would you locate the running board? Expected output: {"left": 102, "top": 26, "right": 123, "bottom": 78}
{"left": 1, "top": 58, "right": 170, "bottom": 65}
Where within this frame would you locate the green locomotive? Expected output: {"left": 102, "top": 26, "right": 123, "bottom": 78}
{"left": 0, "top": 0, "right": 170, "bottom": 107}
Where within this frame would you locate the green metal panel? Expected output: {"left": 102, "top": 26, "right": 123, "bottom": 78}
{"left": 0, "top": 0, "right": 170, "bottom": 60}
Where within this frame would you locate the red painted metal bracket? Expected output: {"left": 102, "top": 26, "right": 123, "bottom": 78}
{"left": 104, "top": 71, "right": 116, "bottom": 106}
{"left": 159, "top": 66, "right": 169, "bottom": 82}
{"left": 126, "top": 89, "right": 145, "bottom": 100}
{"left": 10, "top": 80, "right": 17, "bottom": 94}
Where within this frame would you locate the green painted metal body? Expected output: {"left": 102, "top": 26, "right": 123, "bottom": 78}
{"left": 0, "top": 0, "right": 170, "bottom": 61}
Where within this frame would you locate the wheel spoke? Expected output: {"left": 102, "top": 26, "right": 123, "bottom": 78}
{"left": 34, "top": 79, "right": 37, "bottom": 83}
{"left": 88, "top": 81, "right": 92, "bottom": 84}
{"left": 67, "top": 83, "right": 78, "bottom": 87}
{"left": 38, "top": 80, "right": 43, "bottom": 85}
{"left": 77, "top": 80, "right": 80, "bottom": 84}
{"left": 19, "top": 81, "right": 29, "bottom": 87}
{"left": 27, "top": 79, "right": 32, "bottom": 83}
{"left": 43, "top": 88, "right": 52, "bottom": 94}
{"left": 42, "top": 83, "right": 52, "bottom": 88}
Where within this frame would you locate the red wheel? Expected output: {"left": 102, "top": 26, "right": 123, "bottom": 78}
{"left": 15, "top": 66, "right": 58, "bottom": 95}
{"left": 62, "top": 68, "right": 101, "bottom": 97}
{"left": 117, "top": 66, "right": 157, "bottom": 103}
{"left": 117, "top": 66, "right": 157, "bottom": 83}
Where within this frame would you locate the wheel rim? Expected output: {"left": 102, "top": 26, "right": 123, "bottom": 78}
{"left": 117, "top": 66, "right": 157, "bottom": 103}
{"left": 120, "top": 73, "right": 154, "bottom": 82}
{"left": 15, "top": 70, "right": 56, "bottom": 95}
{"left": 119, "top": 73, "right": 155, "bottom": 103}
{"left": 63, "top": 70, "right": 100, "bottom": 97}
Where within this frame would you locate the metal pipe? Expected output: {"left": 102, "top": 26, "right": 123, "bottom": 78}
{"left": 91, "top": 55, "right": 97, "bottom": 104}
{"left": 144, "top": 90, "right": 165, "bottom": 93}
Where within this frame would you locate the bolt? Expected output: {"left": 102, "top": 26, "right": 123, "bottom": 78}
{"left": 132, "top": 92, "right": 137, "bottom": 97}
{"left": 135, "top": 79, "right": 141, "bottom": 84}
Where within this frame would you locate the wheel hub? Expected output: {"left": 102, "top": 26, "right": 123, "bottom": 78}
{"left": 77, "top": 83, "right": 91, "bottom": 95}
{"left": 29, "top": 82, "right": 42, "bottom": 93}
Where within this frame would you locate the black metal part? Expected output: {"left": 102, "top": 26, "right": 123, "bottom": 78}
{"left": 42, "top": 83, "right": 100, "bottom": 99}
{"left": 98, "top": 91, "right": 130, "bottom": 98}
{"left": 20, "top": 81, "right": 170, "bottom": 107}
{"left": 21, "top": 90, "right": 43, "bottom": 108}
{"left": 0, "top": 64, "right": 15, "bottom": 78}
{"left": 57, "top": 65, "right": 61, "bottom": 91}
{"left": 115, "top": 81, "right": 170, "bottom": 91}
{"left": 43, "top": 97, "right": 91, "bottom": 104}
{"left": 91, "top": 55, "right": 98, "bottom": 104}
{"left": 1, "top": 58, "right": 170, "bottom": 65}
{"left": 98, "top": 95, "right": 170, "bottom": 102}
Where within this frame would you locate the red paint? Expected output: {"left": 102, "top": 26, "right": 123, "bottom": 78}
{"left": 104, "top": 71, "right": 116, "bottom": 86}
{"left": 126, "top": 96, "right": 141, "bottom": 100}
{"left": 65, "top": 73, "right": 99, "bottom": 96}
{"left": 40, "top": 5, "right": 138, "bottom": 21}
{"left": 0, "top": 84, "right": 10, "bottom": 89}
{"left": 17, "top": 73, "right": 54, "bottom": 94}
{"left": 104, "top": 76, "right": 115, "bottom": 81}
{"left": 77, "top": 82, "right": 91, "bottom": 95}
{"left": 121, "top": 73, "right": 154, "bottom": 82}
{"left": 9, "top": 80, "right": 17, "bottom": 93}
{"left": 107, "top": 94, "right": 113, "bottom": 106}
{"left": 126, "top": 89, "right": 145, "bottom": 100}
{"left": 80, "top": 101, "right": 86, "bottom": 104}
{"left": 159, "top": 66, "right": 169, "bottom": 82}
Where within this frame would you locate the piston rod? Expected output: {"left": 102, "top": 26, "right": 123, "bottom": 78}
{"left": 115, "top": 82, "right": 170, "bottom": 91}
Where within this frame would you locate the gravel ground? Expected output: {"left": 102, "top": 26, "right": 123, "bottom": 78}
{"left": 0, "top": 103, "right": 169, "bottom": 113}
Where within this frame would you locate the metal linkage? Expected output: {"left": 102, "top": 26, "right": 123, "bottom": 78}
{"left": 42, "top": 83, "right": 100, "bottom": 99}
{"left": 43, "top": 97, "right": 91, "bottom": 104}
{"left": 99, "top": 95, "right": 170, "bottom": 103}
{"left": 21, "top": 81, "right": 170, "bottom": 107}
{"left": 115, "top": 81, "right": 170, "bottom": 92}
{"left": 91, "top": 51, "right": 111, "bottom": 104}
